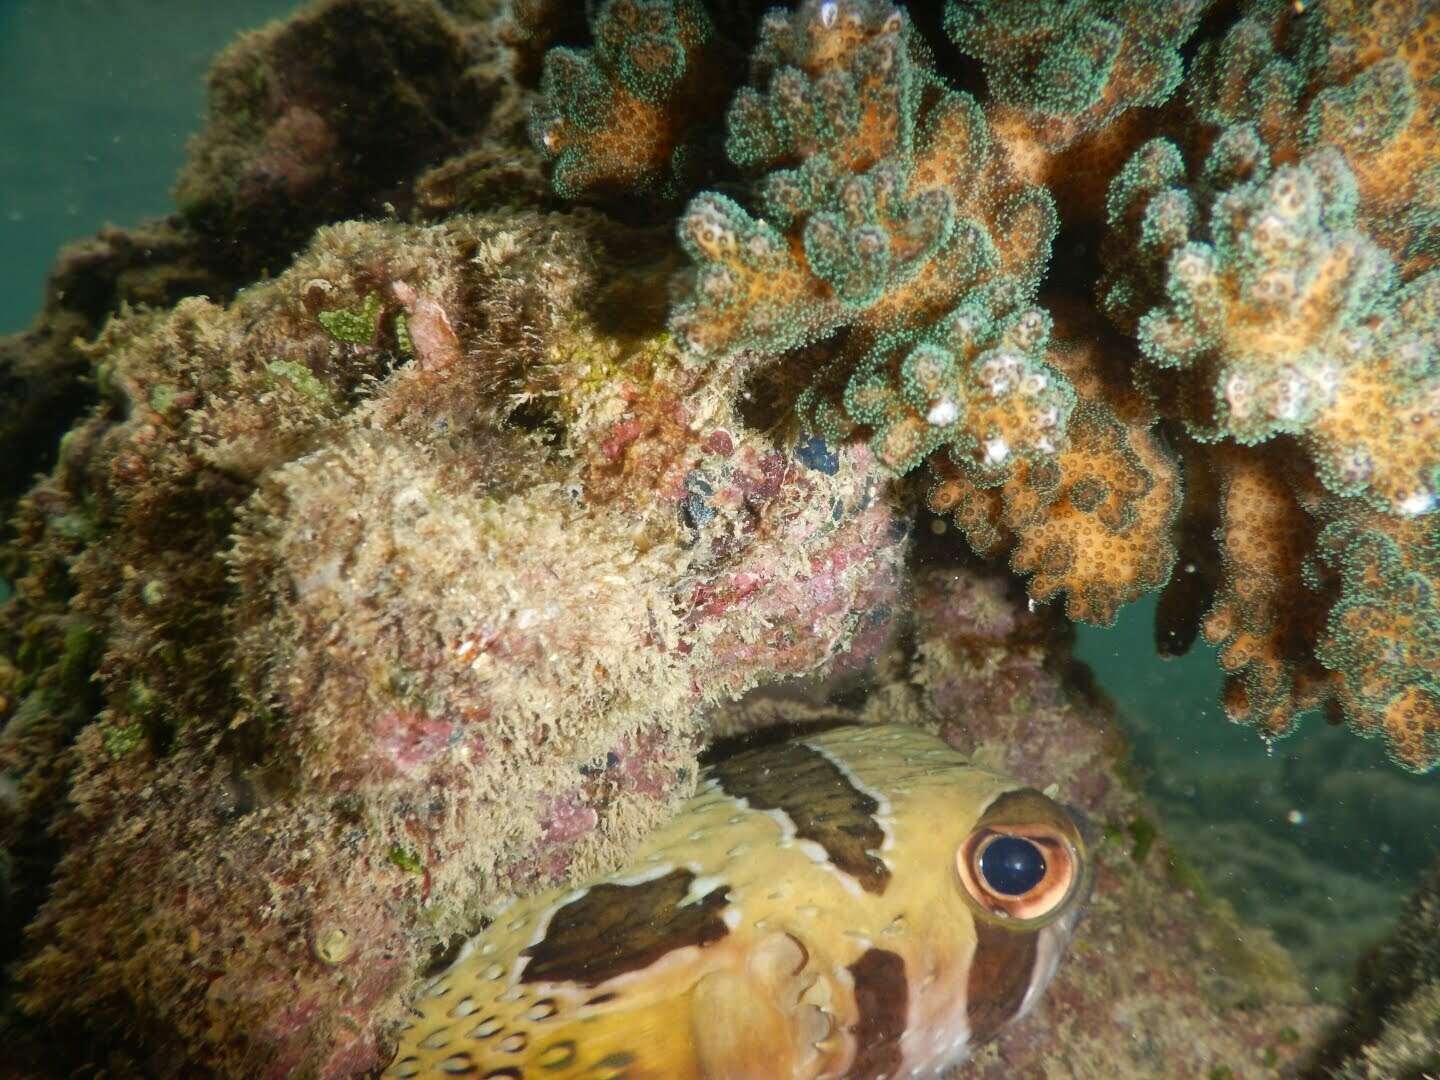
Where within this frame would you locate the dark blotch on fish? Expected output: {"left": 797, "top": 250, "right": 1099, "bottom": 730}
{"left": 710, "top": 741, "right": 891, "bottom": 894}
{"left": 521, "top": 869, "right": 730, "bottom": 986}
{"left": 846, "top": 948, "right": 907, "bottom": 1079}
{"left": 966, "top": 919, "right": 1038, "bottom": 1043}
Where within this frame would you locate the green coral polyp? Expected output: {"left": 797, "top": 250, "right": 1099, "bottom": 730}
{"left": 946, "top": 1, "right": 1124, "bottom": 114}
{"left": 726, "top": 10, "right": 917, "bottom": 172}
{"left": 1107, "top": 136, "right": 1440, "bottom": 515}
{"left": 945, "top": 0, "right": 1210, "bottom": 139}
{"left": 816, "top": 298, "right": 1073, "bottom": 476}
{"left": 672, "top": 191, "right": 834, "bottom": 358}
{"left": 1315, "top": 510, "right": 1440, "bottom": 770}
{"left": 1185, "top": 0, "right": 1440, "bottom": 277}
{"left": 1307, "top": 58, "right": 1417, "bottom": 158}
{"left": 530, "top": 0, "right": 725, "bottom": 198}
{"left": 598, "top": 1, "right": 693, "bottom": 100}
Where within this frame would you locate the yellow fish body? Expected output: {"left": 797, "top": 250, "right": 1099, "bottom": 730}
{"left": 386, "top": 724, "right": 1092, "bottom": 1079}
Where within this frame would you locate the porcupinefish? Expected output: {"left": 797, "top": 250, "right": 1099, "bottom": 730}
{"left": 386, "top": 724, "right": 1092, "bottom": 1079}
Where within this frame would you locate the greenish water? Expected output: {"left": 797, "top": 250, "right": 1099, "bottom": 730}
{"left": 2, "top": 0, "right": 1436, "bottom": 1006}
{"left": 0, "top": 0, "right": 295, "bottom": 334}
{"left": 1077, "top": 595, "right": 1440, "bottom": 999}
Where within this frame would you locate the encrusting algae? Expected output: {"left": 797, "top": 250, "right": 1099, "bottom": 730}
{"left": 0, "top": 0, "right": 1437, "bottom": 1077}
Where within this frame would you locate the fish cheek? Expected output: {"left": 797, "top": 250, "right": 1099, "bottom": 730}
{"left": 965, "top": 921, "right": 1039, "bottom": 1045}
{"left": 691, "top": 969, "right": 802, "bottom": 1077}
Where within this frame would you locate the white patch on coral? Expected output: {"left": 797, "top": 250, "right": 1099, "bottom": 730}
{"left": 926, "top": 399, "right": 959, "bottom": 426}
{"left": 1399, "top": 490, "right": 1435, "bottom": 517}
{"left": 1224, "top": 371, "right": 1253, "bottom": 417}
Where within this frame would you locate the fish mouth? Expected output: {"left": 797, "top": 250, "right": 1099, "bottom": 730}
{"left": 1016, "top": 884, "right": 1090, "bottom": 1025}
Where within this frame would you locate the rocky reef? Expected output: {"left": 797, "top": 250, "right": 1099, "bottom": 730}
{"left": 0, "top": 0, "right": 1437, "bottom": 1077}
{"left": 1301, "top": 850, "right": 1440, "bottom": 1078}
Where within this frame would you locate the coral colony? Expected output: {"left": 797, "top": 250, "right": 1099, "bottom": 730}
{"left": 0, "top": 0, "right": 1437, "bottom": 1077}
{"left": 534, "top": 0, "right": 1440, "bottom": 769}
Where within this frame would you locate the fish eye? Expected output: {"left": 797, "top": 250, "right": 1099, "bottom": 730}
{"left": 978, "top": 834, "right": 1046, "bottom": 896}
{"left": 955, "top": 790, "right": 1087, "bottom": 923}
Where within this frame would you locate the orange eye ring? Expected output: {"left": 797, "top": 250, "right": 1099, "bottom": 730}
{"left": 955, "top": 790, "right": 1087, "bottom": 925}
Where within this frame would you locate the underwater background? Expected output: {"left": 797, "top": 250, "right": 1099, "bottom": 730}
{"left": 1, "top": 0, "right": 1437, "bottom": 1063}
{"left": 6, "top": 0, "right": 1438, "bottom": 1007}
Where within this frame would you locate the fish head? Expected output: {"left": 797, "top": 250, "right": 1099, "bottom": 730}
{"left": 946, "top": 784, "right": 1094, "bottom": 1042}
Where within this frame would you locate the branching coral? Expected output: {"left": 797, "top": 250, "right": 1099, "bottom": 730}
{"left": 1095, "top": 113, "right": 1440, "bottom": 765}
{"left": 661, "top": 1, "right": 1186, "bottom": 622}
{"left": 945, "top": 0, "right": 1213, "bottom": 224}
{"left": 529, "top": 0, "right": 736, "bottom": 197}
{"left": 1199, "top": 446, "right": 1336, "bottom": 737}
{"left": 945, "top": 0, "right": 1208, "bottom": 127}
{"left": 1103, "top": 136, "right": 1440, "bottom": 516}
{"left": 599, "top": 0, "right": 1436, "bottom": 765}
{"left": 671, "top": 2, "right": 1061, "bottom": 432}
{"left": 670, "top": 5, "right": 1125, "bottom": 618}
{"left": 1315, "top": 508, "right": 1440, "bottom": 772}
{"left": 1186, "top": 0, "right": 1440, "bottom": 277}
{"left": 927, "top": 301, "right": 1180, "bottom": 624}
{"left": 945, "top": 0, "right": 1209, "bottom": 154}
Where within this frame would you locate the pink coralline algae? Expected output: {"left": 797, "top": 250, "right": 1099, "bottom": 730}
{"left": 0, "top": 205, "right": 904, "bottom": 1076}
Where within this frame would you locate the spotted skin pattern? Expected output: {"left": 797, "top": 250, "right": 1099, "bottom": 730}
{"left": 385, "top": 725, "right": 1090, "bottom": 1079}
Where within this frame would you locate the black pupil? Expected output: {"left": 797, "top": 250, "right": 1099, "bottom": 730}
{"left": 979, "top": 835, "right": 1046, "bottom": 896}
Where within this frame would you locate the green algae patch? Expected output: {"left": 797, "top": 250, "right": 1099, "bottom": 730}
{"left": 265, "top": 359, "right": 334, "bottom": 406}
{"left": 1102, "top": 814, "right": 1158, "bottom": 863}
{"left": 58, "top": 621, "right": 99, "bottom": 697}
{"left": 388, "top": 846, "right": 425, "bottom": 875}
{"left": 317, "top": 292, "right": 382, "bottom": 345}
{"left": 393, "top": 310, "right": 413, "bottom": 358}
{"left": 148, "top": 383, "right": 181, "bottom": 415}
{"left": 1126, "top": 815, "right": 1157, "bottom": 862}
{"left": 100, "top": 721, "right": 147, "bottom": 759}
{"left": 561, "top": 323, "right": 678, "bottom": 400}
